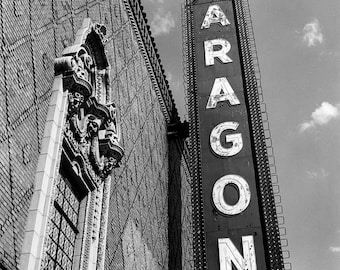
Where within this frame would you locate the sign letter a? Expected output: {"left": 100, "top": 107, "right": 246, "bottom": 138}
{"left": 201, "top": 5, "right": 231, "bottom": 29}
{"left": 207, "top": 77, "right": 240, "bottom": 109}
{"left": 218, "top": 236, "right": 257, "bottom": 270}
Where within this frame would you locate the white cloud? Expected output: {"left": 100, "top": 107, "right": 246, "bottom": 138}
{"left": 166, "top": 72, "right": 182, "bottom": 93}
{"left": 329, "top": 246, "right": 340, "bottom": 253}
{"left": 299, "top": 102, "right": 339, "bottom": 132}
{"left": 303, "top": 18, "right": 323, "bottom": 47}
{"left": 166, "top": 72, "right": 173, "bottom": 83}
{"left": 306, "top": 168, "right": 329, "bottom": 179}
{"left": 150, "top": 8, "right": 175, "bottom": 36}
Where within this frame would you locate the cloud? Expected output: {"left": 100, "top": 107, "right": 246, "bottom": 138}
{"left": 299, "top": 102, "right": 339, "bottom": 132}
{"left": 329, "top": 246, "right": 340, "bottom": 253}
{"left": 150, "top": 8, "right": 175, "bottom": 36}
{"left": 306, "top": 168, "right": 329, "bottom": 179}
{"left": 166, "top": 72, "right": 182, "bottom": 93}
{"left": 166, "top": 72, "right": 173, "bottom": 83}
{"left": 302, "top": 18, "right": 323, "bottom": 47}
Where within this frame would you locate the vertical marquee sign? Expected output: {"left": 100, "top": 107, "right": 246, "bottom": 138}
{"left": 185, "top": 0, "right": 285, "bottom": 269}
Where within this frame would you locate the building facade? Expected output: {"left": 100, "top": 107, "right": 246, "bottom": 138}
{"left": 0, "top": 0, "right": 289, "bottom": 269}
{"left": 0, "top": 0, "right": 192, "bottom": 269}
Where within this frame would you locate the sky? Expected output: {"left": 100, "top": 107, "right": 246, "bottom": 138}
{"left": 141, "top": 0, "right": 340, "bottom": 269}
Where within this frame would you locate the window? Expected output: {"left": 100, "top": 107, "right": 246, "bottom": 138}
{"left": 41, "top": 175, "right": 82, "bottom": 270}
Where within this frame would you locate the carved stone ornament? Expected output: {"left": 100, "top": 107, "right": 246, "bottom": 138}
{"left": 54, "top": 19, "right": 124, "bottom": 189}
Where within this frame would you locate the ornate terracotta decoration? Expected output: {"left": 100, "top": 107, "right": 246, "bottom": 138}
{"left": 55, "top": 21, "right": 124, "bottom": 189}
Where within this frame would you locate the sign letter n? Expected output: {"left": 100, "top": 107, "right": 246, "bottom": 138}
{"left": 218, "top": 236, "right": 257, "bottom": 270}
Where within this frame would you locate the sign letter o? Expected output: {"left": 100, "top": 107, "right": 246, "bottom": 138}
{"left": 212, "top": 174, "right": 251, "bottom": 215}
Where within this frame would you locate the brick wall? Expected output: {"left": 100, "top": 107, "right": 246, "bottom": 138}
{"left": 168, "top": 139, "right": 193, "bottom": 270}
{"left": 104, "top": 10, "right": 170, "bottom": 266}
{"left": 0, "top": 0, "right": 192, "bottom": 269}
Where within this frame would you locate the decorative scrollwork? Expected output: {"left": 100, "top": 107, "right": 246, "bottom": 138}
{"left": 72, "top": 47, "right": 94, "bottom": 83}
